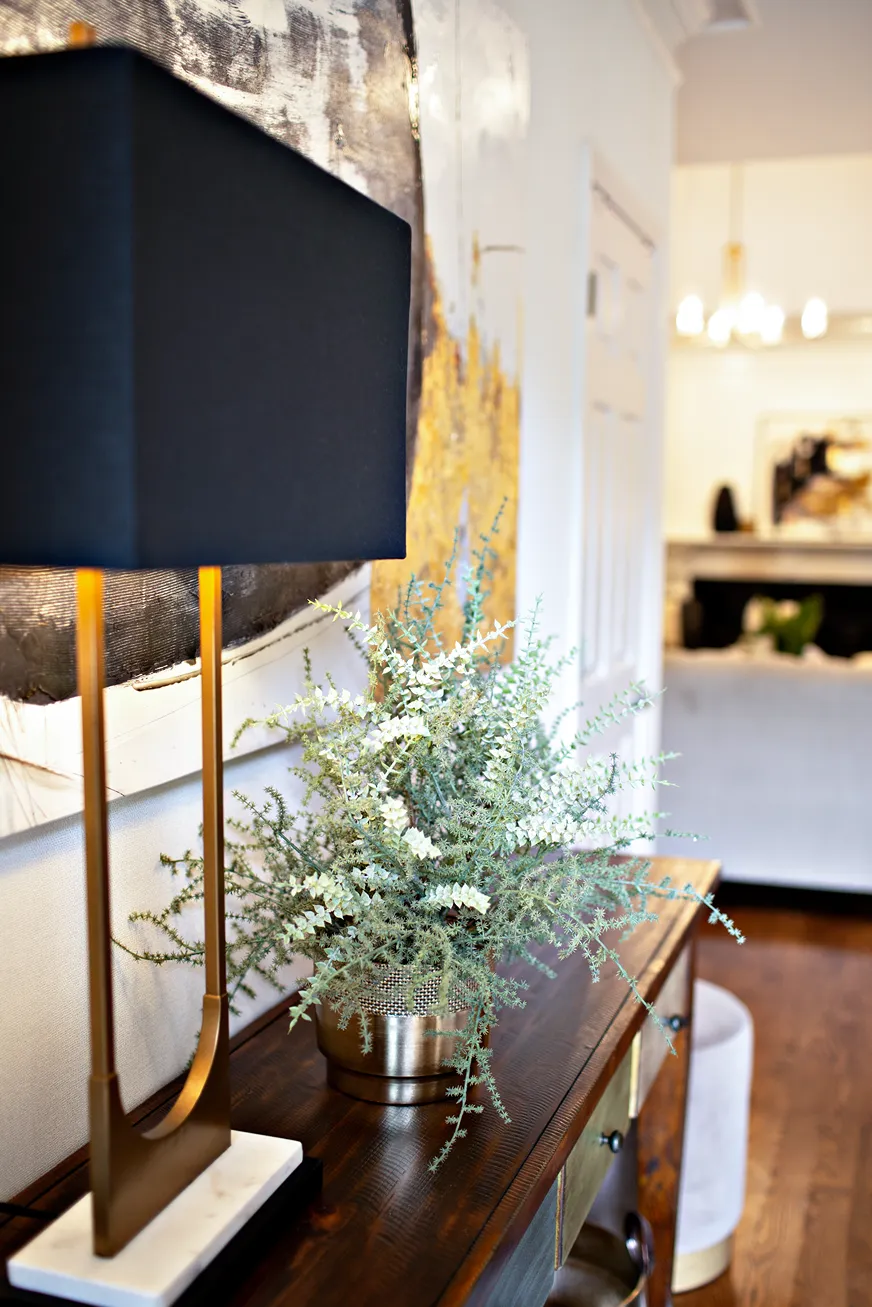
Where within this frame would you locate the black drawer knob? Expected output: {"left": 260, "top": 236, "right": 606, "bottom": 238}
{"left": 667, "top": 1014, "right": 689, "bottom": 1033}
{"left": 599, "top": 1129, "right": 624, "bottom": 1154}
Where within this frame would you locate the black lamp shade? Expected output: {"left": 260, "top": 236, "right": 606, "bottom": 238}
{"left": 0, "top": 47, "right": 410, "bottom": 569}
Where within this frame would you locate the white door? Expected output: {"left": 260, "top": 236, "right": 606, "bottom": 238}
{"left": 579, "top": 174, "right": 664, "bottom": 823}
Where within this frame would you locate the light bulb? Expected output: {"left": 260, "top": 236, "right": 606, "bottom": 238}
{"left": 737, "top": 292, "right": 765, "bottom": 336}
{"left": 760, "top": 304, "right": 785, "bottom": 344}
{"left": 801, "top": 297, "right": 828, "bottom": 339}
{"left": 707, "top": 307, "right": 734, "bottom": 346}
{"left": 676, "top": 294, "right": 705, "bottom": 336}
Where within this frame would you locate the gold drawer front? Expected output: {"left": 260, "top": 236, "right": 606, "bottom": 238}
{"left": 556, "top": 1048, "right": 632, "bottom": 1266}
{"left": 629, "top": 943, "right": 692, "bottom": 1118}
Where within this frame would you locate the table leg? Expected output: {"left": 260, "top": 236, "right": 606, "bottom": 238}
{"left": 637, "top": 949, "right": 696, "bottom": 1307}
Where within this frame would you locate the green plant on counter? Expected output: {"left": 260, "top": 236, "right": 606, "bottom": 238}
{"left": 121, "top": 523, "right": 741, "bottom": 1169}
{"left": 743, "top": 594, "right": 824, "bottom": 656}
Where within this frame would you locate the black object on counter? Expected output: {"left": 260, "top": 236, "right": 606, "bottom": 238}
{"left": 713, "top": 485, "right": 739, "bottom": 533}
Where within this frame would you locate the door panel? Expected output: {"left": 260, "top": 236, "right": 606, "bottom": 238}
{"left": 580, "top": 181, "right": 658, "bottom": 812}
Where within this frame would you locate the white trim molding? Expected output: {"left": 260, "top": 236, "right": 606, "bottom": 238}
{"left": 630, "top": 0, "right": 718, "bottom": 85}
{"left": 631, "top": 0, "right": 757, "bottom": 85}
{"left": 630, "top": 0, "right": 686, "bottom": 85}
{"left": 672, "top": 0, "right": 716, "bottom": 38}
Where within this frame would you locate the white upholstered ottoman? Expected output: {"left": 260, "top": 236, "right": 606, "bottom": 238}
{"left": 673, "top": 980, "right": 754, "bottom": 1294}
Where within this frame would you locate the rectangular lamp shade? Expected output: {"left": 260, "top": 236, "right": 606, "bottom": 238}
{"left": 0, "top": 47, "right": 410, "bottom": 569}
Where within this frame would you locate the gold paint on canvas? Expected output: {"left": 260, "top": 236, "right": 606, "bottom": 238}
{"left": 372, "top": 248, "right": 520, "bottom": 657}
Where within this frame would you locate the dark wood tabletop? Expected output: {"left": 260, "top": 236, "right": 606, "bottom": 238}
{"left": 1, "top": 856, "right": 720, "bottom": 1307}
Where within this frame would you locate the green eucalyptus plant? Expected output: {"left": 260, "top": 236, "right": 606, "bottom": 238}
{"left": 121, "top": 527, "right": 740, "bottom": 1169}
{"left": 742, "top": 593, "right": 824, "bottom": 657}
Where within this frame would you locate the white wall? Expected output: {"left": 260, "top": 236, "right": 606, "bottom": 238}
{"left": 0, "top": 0, "right": 678, "bottom": 1200}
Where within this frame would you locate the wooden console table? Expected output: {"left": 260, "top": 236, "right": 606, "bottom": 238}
{"left": 1, "top": 856, "right": 719, "bottom": 1307}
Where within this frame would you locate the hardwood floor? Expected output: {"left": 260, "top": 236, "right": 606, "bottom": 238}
{"left": 677, "top": 899, "right": 872, "bottom": 1307}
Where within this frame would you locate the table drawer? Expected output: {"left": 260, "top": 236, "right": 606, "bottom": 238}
{"left": 629, "top": 943, "right": 692, "bottom": 1118}
{"left": 556, "top": 1047, "right": 632, "bottom": 1266}
{"left": 486, "top": 1179, "right": 559, "bottom": 1307}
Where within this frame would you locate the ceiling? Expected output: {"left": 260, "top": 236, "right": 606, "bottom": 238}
{"left": 676, "top": 0, "right": 872, "bottom": 163}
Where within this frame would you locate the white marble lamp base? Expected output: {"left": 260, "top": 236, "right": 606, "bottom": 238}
{"left": 7, "top": 1130, "right": 303, "bottom": 1307}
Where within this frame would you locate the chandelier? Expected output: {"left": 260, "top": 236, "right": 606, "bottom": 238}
{"left": 675, "top": 164, "right": 827, "bottom": 346}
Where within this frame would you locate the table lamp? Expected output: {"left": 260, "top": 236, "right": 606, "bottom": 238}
{"left": 0, "top": 45, "right": 409, "bottom": 1306}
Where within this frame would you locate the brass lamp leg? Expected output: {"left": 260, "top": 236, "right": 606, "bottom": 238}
{"left": 77, "top": 570, "right": 115, "bottom": 1087}
{"left": 77, "top": 566, "right": 231, "bottom": 1258}
{"left": 198, "top": 565, "right": 227, "bottom": 1000}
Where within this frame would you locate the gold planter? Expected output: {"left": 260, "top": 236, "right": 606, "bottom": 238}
{"left": 548, "top": 1216, "right": 653, "bottom": 1307}
{"left": 314, "top": 970, "right": 473, "bottom": 1106}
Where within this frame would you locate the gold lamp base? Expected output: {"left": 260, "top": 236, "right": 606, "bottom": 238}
{"left": 7, "top": 1131, "right": 303, "bottom": 1306}
{"left": 77, "top": 566, "right": 231, "bottom": 1256}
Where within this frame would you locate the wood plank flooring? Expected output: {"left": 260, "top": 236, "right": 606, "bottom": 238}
{"left": 677, "top": 900, "right": 872, "bottom": 1307}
